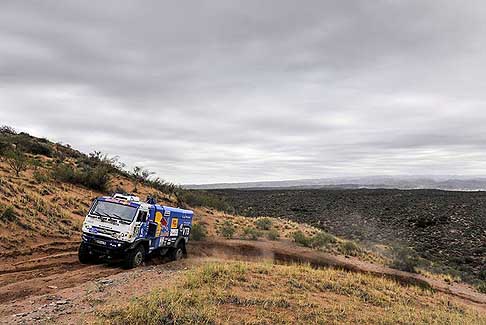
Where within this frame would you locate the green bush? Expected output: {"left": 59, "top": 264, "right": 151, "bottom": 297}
{"left": 0, "top": 125, "right": 16, "bottom": 135}
{"left": 5, "top": 149, "right": 29, "bottom": 176}
{"left": 292, "top": 231, "right": 312, "bottom": 247}
{"left": 267, "top": 228, "right": 280, "bottom": 241}
{"left": 479, "top": 270, "right": 486, "bottom": 281}
{"left": 220, "top": 220, "right": 235, "bottom": 239}
{"left": 293, "top": 231, "right": 338, "bottom": 248}
{"left": 339, "top": 241, "right": 361, "bottom": 256}
{"left": 191, "top": 223, "right": 207, "bottom": 241}
{"left": 255, "top": 217, "right": 272, "bottom": 230}
{"left": 52, "top": 163, "right": 76, "bottom": 182}
{"left": 242, "top": 227, "right": 261, "bottom": 240}
{"left": 52, "top": 163, "right": 111, "bottom": 192}
{"left": 84, "top": 165, "right": 111, "bottom": 191}
{"left": 26, "top": 141, "right": 52, "bottom": 156}
{"left": 176, "top": 190, "right": 233, "bottom": 212}
{"left": 390, "top": 246, "right": 420, "bottom": 273}
{"left": 0, "top": 205, "right": 16, "bottom": 222}
{"left": 477, "top": 281, "right": 486, "bottom": 294}
{"left": 0, "top": 140, "right": 10, "bottom": 156}
{"left": 311, "top": 231, "right": 336, "bottom": 248}
{"left": 33, "top": 169, "right": 50, "bottom": 183}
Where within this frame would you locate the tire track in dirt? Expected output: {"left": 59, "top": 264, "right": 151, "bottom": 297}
{"left": 1, "top": 239, "right": 485, "bottom": 315}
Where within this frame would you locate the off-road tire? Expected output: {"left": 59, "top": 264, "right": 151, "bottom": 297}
{"left": 123, "top": 245, "right": 145, "bottom": 269}
{"left": 169, "top": 241, "right": 186, "bottom": 261}
{"left": 78, "top": 242, "right": 94, "bottom": 264}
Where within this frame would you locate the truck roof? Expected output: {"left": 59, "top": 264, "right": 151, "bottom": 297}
{"left": 98, "top": 196, "right": 141, "bottom": 208}
{"left": 156, "top": 205, "right": 193, "bottom": 215}
{"left": 97, "top": 196, "right": 193, "bottom": 214}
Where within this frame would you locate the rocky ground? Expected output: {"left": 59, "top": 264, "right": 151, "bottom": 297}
{"left": 212, "top": 189, "right": 486, "bottom": 280}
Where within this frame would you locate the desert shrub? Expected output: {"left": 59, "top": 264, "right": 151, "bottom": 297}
{"left": 479, "top": 270, "right": 486, "bottom": 281}
{"left": 52, "top": 163, "right": 111, "bottom": 192}
{"left": 11, "top": 132, "right": 53, "bottom": 157}
{"left": 177, "top": 190, "right": 233, "bottom": 212}
{"left": 146, "top": 178, "right": 178, "bottom": 196}
{"left": 52, "top": 163, "right": 77, "bottom": 182}
{"left": 339, "top": 241, "right": 361, "bottom": 256}
{"left": 267, "top": 228, "right": 280, "bottom": 241}
{"left": 477, "top": 281, "right": 486, "bottom": 294}
{"left": 0, "top": 125, "right": 17, "bottom": 135}
{"left": 311, "top": 231, "right": 337, "bottom": 248}
{"left": 292, "top": 231, "right": 312, "bottom": 247}
{"left": 242, "top": 227, "right": 261, "bottom": 240}
{"left": 83, "top": 165, "right": 111, "bottom": 191}
{"left": 0, "top": 205, "right": 16, "bottom": 222}
{"left": 0, "top": 140, "right": 10, "bottom": 156}
{"left": 33, "top": 169, "right": 50, "bottom": 183}
{"left": 390, "top": 246, "right": 420, "bottom": 273}
{"left": 220, "top": 220, "right": 235, "bottom": 239}
{"left": 5, "top": 149, "right": 29, "bottom": 176}
{"left": 25, "top": 141, "right": 52, "bottom": 156}
{"left": 255, "top": 217, "right": 272, "bottom": 230}
{"left": 191, "top": 223, "right": 207, "bottom": 241}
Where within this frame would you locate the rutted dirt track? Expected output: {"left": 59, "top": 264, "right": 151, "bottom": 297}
{"left": 1, "top": 239, "right": 485, "bottom": 324}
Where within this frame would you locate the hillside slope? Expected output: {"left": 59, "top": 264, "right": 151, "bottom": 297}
{"left": 1, "top": 128, "right": 485, "bottom": 324}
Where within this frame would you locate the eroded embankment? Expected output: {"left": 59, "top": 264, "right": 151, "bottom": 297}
{"left": 0, "top": 238, "right": 485, "bottom": 315}
{"left": 191, "top": 240, "right": 486, "bottom": 310}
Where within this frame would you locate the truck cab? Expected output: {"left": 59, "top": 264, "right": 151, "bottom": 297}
{"left": 79, "top": 193, "right": 193, "bottom": 268}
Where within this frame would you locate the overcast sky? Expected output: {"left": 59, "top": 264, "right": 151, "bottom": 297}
{"left": 1, "top": 1, "right": 486, "bottom": 184}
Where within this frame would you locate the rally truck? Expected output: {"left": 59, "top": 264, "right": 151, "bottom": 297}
{"left": 78, "top": 193, "right": 193, "bottom": 268}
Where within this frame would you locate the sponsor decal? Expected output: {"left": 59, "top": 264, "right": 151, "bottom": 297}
{"left": 170, "top": 229, "right": 179, "bottom": 237}
{"left": 182, "top": 227, "right": 190, "bottom": 236}
{"left": 155, "top": 211, "right": 163, "bottom": 234}
{"left": 164, "top": 210, "right": 171, "bottom": 217}
{"left": 160, "top": 216, "right": 168, "bottom": 226}
{"left": 171, "top": 218, "right": 178, "bottom": 229}
{"left": 160, "top": 216, "right": 169, "bottom": 235}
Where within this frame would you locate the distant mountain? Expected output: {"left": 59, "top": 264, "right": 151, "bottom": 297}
{"left": 184, "top": 176, "right": 486, "bottom": 191}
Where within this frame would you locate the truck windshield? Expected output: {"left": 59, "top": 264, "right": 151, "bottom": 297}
{"left": 91, "top": 200, "right": 138, "bottom": 222}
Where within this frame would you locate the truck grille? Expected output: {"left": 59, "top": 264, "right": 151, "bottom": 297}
{"left": 93, "top": 227, "right": 119, "bottom": 237}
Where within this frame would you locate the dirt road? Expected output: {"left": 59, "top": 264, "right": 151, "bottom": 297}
{"left": 1, "top": 239, "right": 485, "bottom": 324}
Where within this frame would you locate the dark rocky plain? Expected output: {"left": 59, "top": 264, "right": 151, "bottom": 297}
{"left": 212, "top": 188, "right": 486, "bottom": 280}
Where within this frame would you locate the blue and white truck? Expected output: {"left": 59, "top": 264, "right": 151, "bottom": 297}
{"left": 78, "top": 193, "right": 193, "bottom": 268}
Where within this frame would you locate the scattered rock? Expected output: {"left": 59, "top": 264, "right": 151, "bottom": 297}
{"left": 218, "top": 189, "right": 486, "bottom": 280}
{"left": 47, "top": 285, "right": 58, "bottom": 289}
{"left": 55, "top": 300, "right": 69, "bottom": 305}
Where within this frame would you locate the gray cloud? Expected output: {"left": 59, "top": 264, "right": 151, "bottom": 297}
{"left": 1, "top": 0, "right": 486, "bottom": 183}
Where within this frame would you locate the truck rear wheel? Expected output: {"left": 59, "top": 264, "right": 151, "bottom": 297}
{"left": 123, "top": 245, "right": 145, "bottom": 269}
{"left": 170, "top": 241, "right": 185, "bottom": 261}
{"left": 78, "top": 242, "right": 94, "bottom": 264}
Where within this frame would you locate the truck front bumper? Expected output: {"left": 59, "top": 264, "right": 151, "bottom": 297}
{"left": 81, "top": 233, "right": 131, "bottom": 258}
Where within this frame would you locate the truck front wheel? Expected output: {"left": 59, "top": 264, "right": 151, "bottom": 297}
{"left": 123, "top": 245, "right": 145, "bottom": 269}
{"left": 78, "top": 242, "right": 94, "bottom": 264}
